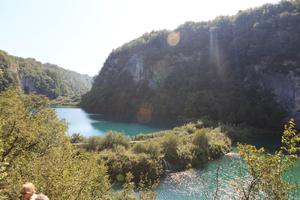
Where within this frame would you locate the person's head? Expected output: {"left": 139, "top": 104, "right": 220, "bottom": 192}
{"left": 35, "top": 193, "right": 49, "bottom": 200}
{"left": 20, "top": 182, "right": 36, "bottom": 200}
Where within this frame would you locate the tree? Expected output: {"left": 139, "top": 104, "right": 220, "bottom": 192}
{"left": 237, "top": 119, "right": 300, "bottom": 200}
{"left": 70, "top": 133, "right": 85, "bottom": 143}
{"left": 0, "top": 90, "right": 110, "bottom": 200}
{"left": 161, "top": 133, "right": 180, "bottom": 162}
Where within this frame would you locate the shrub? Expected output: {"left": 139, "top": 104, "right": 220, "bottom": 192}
{"left": 237, "top": 119, "right": 300, "bottom": 199}
{"left": 192, "top": 130, "right": 209, "bottom": 165}
{"left": 70, "top": 133, "right": 85, "bottom": 143}
{"left": 177, "top": 144, "right": 194, "bottom": 170}
{"left": 132, "top": 141, "right": 161, "bottom": 158}
{"left": 99, "top": 131, "right": 130, "bottom": 150}
{"left": 146, "top": 141, "right": 161, "bottom": 158}
{"left": 161, "top": 133, "right": 180, "bottom": 162}
{"left": 100, "top": 149, "right": 162, "bottom": 186}
{"left": 84, "top": 136, "right": 102, "bottom": 151}
{"left": 0, "top": 90, "right": 110, "bottom": 200}
{"left": 192, "top": 129, "right": 209, "bottom": 149}
{"left": 183, "top": 122, "right": 197, "bottom": 134}
{"left": 133, "top": 142, "right": 148, "bottom": 154}
{"left": 208, "top": 143, "right": 228, "bottom": 159}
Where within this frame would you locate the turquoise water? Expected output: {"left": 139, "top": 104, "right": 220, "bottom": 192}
{"left": 156, "top": 154, "right": 300, "bottom": 200}
{"left": 54, "top": 107, "right": 161, "bottom": 136}
{"left": 156, "top": 156, "right": 248, "bottom": 200}
{"left": 55, "top": 107, "right": 300, "bottom": 199}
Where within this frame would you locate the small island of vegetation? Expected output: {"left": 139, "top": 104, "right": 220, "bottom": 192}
{"left": 0, "top": 89, "right": 299, "bottom": 199}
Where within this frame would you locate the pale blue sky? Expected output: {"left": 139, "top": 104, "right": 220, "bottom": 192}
{"left": 0, "top": 0, "right": 279, "bottom": 76}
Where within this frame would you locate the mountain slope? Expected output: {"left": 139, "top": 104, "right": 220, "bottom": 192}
{"left": 82, "top": 1, "right": 300, "bottom": 129}
{"left": 0, "top": 50, "right": 92, "bottom": 99}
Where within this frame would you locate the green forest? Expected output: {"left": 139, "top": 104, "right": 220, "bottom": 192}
{"left": 0, "top": 50, "right": 92, "bottom": 101}
{"left": 82, "top": 0, "right": 300, "bottom": 131}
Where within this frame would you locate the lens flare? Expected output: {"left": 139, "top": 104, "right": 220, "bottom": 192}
{"left": 136, "top": 103, "right": 153, "bottom": 123}
{"left": 209, "top": 27, "right": 220, "bottom": 67}
{"left": 167, "top": 31, "right": 180, "bottom": 46}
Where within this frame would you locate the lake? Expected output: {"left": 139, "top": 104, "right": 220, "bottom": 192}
{"left": 156, "top": 152, "right": 300, "bottom": 199}
{"left": 55, "top": 107, "right": 300, "bottom": 200}
{"left": 54, "top": 107, "right": 161, "bottom": 137}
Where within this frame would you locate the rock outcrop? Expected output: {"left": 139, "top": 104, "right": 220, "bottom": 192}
{"left": 81, "top": 1, "right": 300, "bottom": 129}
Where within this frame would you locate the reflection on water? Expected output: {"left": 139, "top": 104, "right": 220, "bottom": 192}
{"left": 156, "top": 152, "right": 300, "bottom": 200}
{"left": 156, "top": 154, "right": 300, "bottom": 200}
{"left": 54, "top": 107, "right": 161, "bottom": 136}
{"left": 156, "top": 156, "right": 248, "bottom": 200}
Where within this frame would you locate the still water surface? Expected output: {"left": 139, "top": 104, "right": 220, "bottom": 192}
{"left": 54, "top": 107, "right": 160, "bottom": 136}
{"left": 55, "top": 107, "right": 300, "bottom": 200}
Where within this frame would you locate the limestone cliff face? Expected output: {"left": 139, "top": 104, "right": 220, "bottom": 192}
{"left": 256, "top": 68, "right": 300, "bottom": 121}
{"left": 82, "top": 1, "right": 300, "bottom": 129}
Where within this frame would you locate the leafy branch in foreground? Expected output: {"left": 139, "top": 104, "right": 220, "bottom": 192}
{"left": 0, "top": 90, "right": 110, "bottom": 200}
{"left": 237, "top": 119, "right": 300, "bottom": 200}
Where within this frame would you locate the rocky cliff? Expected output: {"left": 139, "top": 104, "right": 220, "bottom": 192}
{"left": 81, "top": 1, "right": 300, "bottom": 129}
{"left": 256, "top": 67, "right": 300, "bottom": 117}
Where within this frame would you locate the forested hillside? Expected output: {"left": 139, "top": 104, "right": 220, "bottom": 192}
{"left": 82, "top": 0, "right": 300, "bottom": 130}
{"left": 0, "top": 50, "right": 92, "bottom": 99}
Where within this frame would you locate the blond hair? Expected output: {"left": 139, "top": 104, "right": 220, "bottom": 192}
{"left": 21, "top": 182, "right": 36, "bottom": 193}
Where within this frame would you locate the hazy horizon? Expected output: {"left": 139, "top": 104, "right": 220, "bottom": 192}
{"left": 0, "top": 0, "right": 279, "bottom": 76}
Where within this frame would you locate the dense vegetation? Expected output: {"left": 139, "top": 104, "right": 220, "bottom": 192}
{"left": 236, "top": 119, "right": 300, "bottom": 200}
{"left": 0, "top": 89, "right": 230, "bottom": 199}
{"left": 73, "top": 123, "right": 231, "bottom": 185}
{"left": 0, "top": 50, "right": 92, "bottom": 100}
{"left": 82, "top": 0, "right": 300, "bottom": 130}
{"left": 0, "top": 88, "right": 299, "bottom": 199}
{"left": 0, "top": 90, "right": 160, "bottom": 200}
{"left": 0, "top": 90, "right": 110, "bottom": 200}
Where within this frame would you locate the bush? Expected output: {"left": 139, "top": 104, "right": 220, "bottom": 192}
{"left": 237, "top": 119, "right": 300, "bottom": 199}
{"left": 192, "top": 130, "right": 209, "bottom": 166}
{"left": 133, "top": 142, "right": 148, "bottom": 154}
{"left": 0, "top": 90, "right": 110, "bottom": 200}
{"left": 70, "top": 133, "right": 85, "bottom": 143}
{"left": 146, "top": 141, "right": 161, "bottom": 158}
{"left": 192, "top": 129, "right": 209, "bottom": 148}
{"left": 132, "top": 141, "right": 161, "bottom": 158}
{"left": 100, "top": 149, "right": 162, "bottom": 186}
{"left": 208, "top": 143, "right": 227, "bottom": 159}
{"left": 177, "top": 144, "right": 194, "bottom": 170}
{"left": 84, "top": 136, "right": 102, "bottom": 151}
{"left": 161, "top": 133, "right": 180, "bottom": 162}
{"left": 208, "top": 128, "right": 232, "bottom": 158}
{"left": 182, "top": 122, "right": 197, "bottom": 134}
{"left": 99, "top": 131, "right": 130, "bottom": 150}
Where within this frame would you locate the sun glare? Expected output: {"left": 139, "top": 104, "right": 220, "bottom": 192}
{"left": 167, "top": 31, "right": 181, "bottom": 46}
